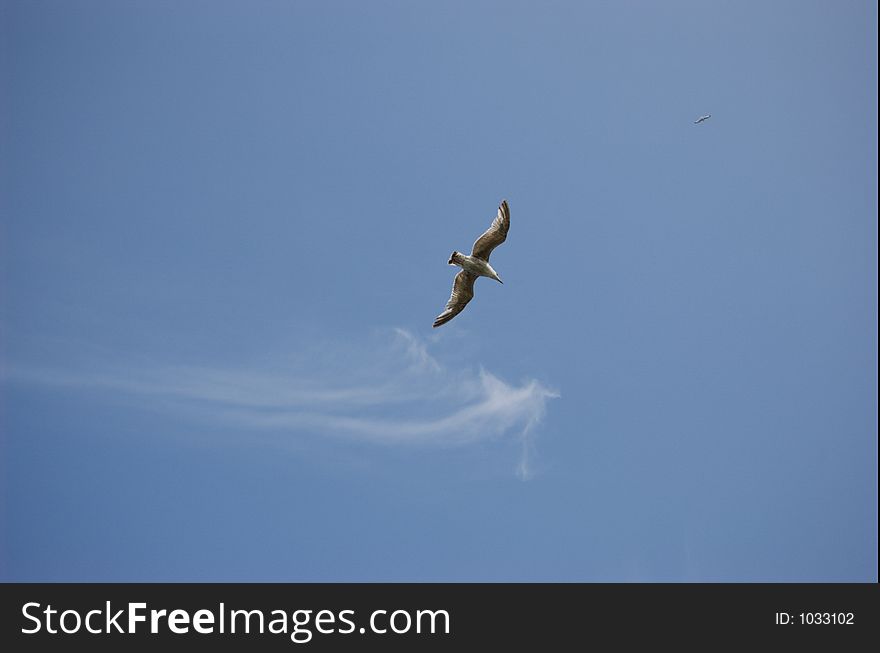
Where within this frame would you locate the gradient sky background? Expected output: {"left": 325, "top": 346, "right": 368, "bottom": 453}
{"left": 1, "top": 0, "right": 876, "bottom": 581}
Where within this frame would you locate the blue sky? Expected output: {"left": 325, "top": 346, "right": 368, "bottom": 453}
{"left": 1, "top": 0, "right": 876, "bottom": 581}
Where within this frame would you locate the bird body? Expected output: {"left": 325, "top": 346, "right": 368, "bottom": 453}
{"left": 448, "top": 251, "right": 503, "bottom": 283}
{"left": 694, "top": 114, "right": 711, "bottom": 124}
{"left": 433, "top": 200, "right": 510, "bottom": 328}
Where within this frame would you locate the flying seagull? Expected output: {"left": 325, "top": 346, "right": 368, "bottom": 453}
{"left": 433, "top": 199, "right": 510, "bottom": 328}
{"left": 694, "top": 114, "right": 711, "bottom": 124}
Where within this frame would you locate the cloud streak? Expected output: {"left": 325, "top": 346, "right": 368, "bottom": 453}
{"left": 5, "top": 329, "right": 559, "bottom": 478}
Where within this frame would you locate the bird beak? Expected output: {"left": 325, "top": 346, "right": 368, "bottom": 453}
{"left": 496, "top": 277, "right": 503, "bottom": 284}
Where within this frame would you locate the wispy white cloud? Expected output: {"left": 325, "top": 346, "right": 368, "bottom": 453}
{"left": 4, "top": 329, "right": 559, "bottom": 478}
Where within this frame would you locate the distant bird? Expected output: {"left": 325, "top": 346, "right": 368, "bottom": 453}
{"left": 694, "top": 114, "right": 712, "bottom": 124}
{"left": 433, "top": 200, "right": 510, "bottom": 328}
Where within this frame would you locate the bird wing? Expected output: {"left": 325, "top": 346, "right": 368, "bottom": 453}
{"left": 433, "top": 270, "right": 476, "bottom": 328}
{"left": 471, "top": 199, "right": 510, "bottom": 262}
